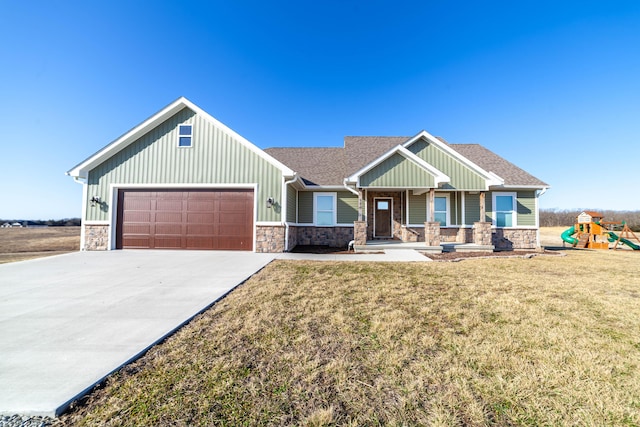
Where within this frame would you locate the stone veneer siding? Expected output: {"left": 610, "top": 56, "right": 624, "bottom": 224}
{"left": 473, "top": 222, "right": 492, "bottom": 246}
{"left": 401, "top": 226, "right": 424, "bottom": 242}
{"left": 295, "top": 226, "right": 354, "bottom": 248}
{"left": 256, "top": 225, "right": 285, "bottom": 253}
{"left": 286, "top": 225, "right": 298, "bottom": 251}
{"left": 424, "top": 222, "right": 441, "bottom": 246}
{"left": 354, "top": 221, "right": 367, "bottom": 245}
{"left": 493, "top": 228, "right": 539, "bottom": 250}
{"left": 84, "top": 224, "right": 109, "bottom": 251}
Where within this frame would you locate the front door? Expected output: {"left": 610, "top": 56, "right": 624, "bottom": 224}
{"left": 374, "top": 198, "right": 392, "bottom": 238}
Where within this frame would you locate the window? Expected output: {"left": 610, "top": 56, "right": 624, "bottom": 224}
{"left": 493, "top": 193, "right": 516, "bottom": 227}
{"left": 178, "top": 124, "right": 193, "bottom": 147}
{"left": 314, "top": 193, "right": 336, "bottom": 226}
{"left": 434, "top": 196, "right": 448, "bottom": 226}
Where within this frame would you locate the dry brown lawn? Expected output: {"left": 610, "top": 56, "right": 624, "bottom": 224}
{"left": 60, "top": 249, "right": 640, "bottom": 426}
{"left": 0, "top": 227, "right": 80, "bottom": 263}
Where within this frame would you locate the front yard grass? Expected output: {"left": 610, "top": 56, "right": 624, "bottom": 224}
{"left": 61, "top": 250, "right": 640, "bottom": 426}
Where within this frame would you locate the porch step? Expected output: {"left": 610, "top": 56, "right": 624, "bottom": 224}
{"left": 355, "top": 241, "right": 442, "bottom": 254}
{"left": 441, "top": 243, "right": 495, "bottom": 253}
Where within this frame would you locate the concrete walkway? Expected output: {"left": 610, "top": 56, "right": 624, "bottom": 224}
{"left": 277, "top": 248, "right": 432, "bottom": 262}
{"left": 0, "top": 250, "right": 275, "bottom": 417}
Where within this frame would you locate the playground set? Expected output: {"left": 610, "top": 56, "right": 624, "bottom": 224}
{"left": 561, "top": 211, "right": 640, "bottom": 250}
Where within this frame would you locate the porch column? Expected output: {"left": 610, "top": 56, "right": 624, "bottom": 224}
{"left": 424, "top": 221, "right": 441, "bottom": 246}
{"left": 357, "top": 189, "right": 363, "bottom": 221}
{"left": 479, "top": 191, "right": 486, "bottom": 222}
{"left": 428, "top": 188, "right": 435, "bottom": 222}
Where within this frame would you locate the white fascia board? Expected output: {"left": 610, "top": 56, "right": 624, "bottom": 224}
{"left": 403, "top": 130, "right": 505, "bottom": 188}
{"left": 347, "top": 144, "right": 450, "bottom": 186}
{"left": 497, "top": 184, "right": 551, "bottom": 190}
{"left": 66, "top": 97, "right": 189, "bottom": 178}
{"left": 66, "top": 97, "right": 295, "bottom": 178}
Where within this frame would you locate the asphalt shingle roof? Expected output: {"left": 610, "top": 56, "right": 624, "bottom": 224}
{"left": 265, "top": 136, "right": 548, "bottom": 188}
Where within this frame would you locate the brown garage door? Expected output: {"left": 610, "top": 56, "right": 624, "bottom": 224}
{"left": 116, "top": 189, "right": 254, "bottom": 250}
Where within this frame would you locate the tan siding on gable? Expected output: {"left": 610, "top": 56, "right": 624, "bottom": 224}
{"left": 359, "top": 153, "right": 435, "bottom": 188}
{"left": 86, "top": 108, "right": 283, "bottom": 223}
{"left": 408, "top": 139, "right": 486, "bottom": 190}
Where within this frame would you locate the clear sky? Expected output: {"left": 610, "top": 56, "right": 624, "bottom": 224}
{"left": 1, "top": 1, "right": 639, "bottom": 219}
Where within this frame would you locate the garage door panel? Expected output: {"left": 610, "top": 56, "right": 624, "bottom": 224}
{"left": 154, "top": 224, "right": 183, "bottom": 235}
{"left": 122, "top": 224, "right": 151, "bottom": 234}
{"left": 117, "top": 189, "right": 254, "bottom": 250}
{"left": 154, "top": 212, "right": 183, "bottom": 223}
{"left": 153, "top": 237, "right": 182, "bottom": 249}
{"left": 122, "top": 211, "right": 151, "bottom": 222}
{"left": 187, "top": 200, "right": 215, "bottom": 211}
{"left": 155, "top": 199, "right": 183, "bottom": 211}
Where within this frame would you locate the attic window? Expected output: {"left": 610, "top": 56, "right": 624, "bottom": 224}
{"left": 178, "top": 125, "right": 193, "bottom": 147}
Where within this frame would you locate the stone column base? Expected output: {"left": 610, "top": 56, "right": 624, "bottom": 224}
{"left": 473, "top": 222, "right": 492, "bottom": 246}
{"left": 354, "top": 221, "right": 367, "bottom": 245}
{"left": 424, "top": 222, "right": 441, "bottom": 246}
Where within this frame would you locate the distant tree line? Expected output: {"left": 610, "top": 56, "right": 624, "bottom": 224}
{"left": 540, "top": 209, "right": 640, "bottom": 231}
{"left": 0, "top": 218, "right": 81, "bottom": 227}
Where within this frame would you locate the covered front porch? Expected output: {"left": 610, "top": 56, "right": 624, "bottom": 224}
{"left": 351, "top": 189, "right": 494, "bottom": 253}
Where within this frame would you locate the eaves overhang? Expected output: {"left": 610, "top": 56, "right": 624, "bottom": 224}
{"left": 403, "top": 130, "right": 505, "bottom": 189}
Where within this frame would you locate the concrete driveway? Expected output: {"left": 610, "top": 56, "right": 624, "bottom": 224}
{"left": 0, "top": 250, "right": 275, "bottom": 417}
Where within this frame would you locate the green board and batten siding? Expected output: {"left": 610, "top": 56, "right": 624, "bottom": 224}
{"left": 85, "top": 108, "right": 284, "bottom": 222}
{"left": 359, "top": 153, "right": 436, "bottom": 188}
{"left": 408, "top": 139, "right": 486, "bottom": 190}
{"left": 297, "top": 191, "right": 358, "bottom": 225}
{"left": 286, "top": 186, "right": 297, "bottom": 223}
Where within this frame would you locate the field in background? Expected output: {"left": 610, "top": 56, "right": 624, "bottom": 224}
{"left": 0, "top": 227, "right": 80, "bottom": 264}
{"left": 61, "top": 250, "right": 640, "bottom": 426}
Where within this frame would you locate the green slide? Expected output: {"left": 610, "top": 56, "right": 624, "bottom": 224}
{"left": 606, "top": 231, "right": 640, "bottom": 250}
{"left": 561, "top": 226, "right": 578, "bottom": 245}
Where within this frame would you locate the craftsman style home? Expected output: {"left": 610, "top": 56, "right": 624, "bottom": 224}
{"left": 67, "top": 97, "right": 549, "bottom": 253}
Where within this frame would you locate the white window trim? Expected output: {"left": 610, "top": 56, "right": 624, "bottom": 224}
{"left": 427, "top": 193, "right": 451, "bottom": 227}
{"left": 177, "top": 124, "right": 193, "bottom": 148}
{"left": 492, "top": 192, "right": 518, "bottom": 228}
{"left": 313, "top": 192, "right": 337, "bottom": 226}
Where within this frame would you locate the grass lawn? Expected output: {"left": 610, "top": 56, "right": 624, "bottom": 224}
{"left": 60, "top": 249, "right": 640, "bottom": 426}
{"left": 0, "top": 227, "right": 80, "bottom": 263}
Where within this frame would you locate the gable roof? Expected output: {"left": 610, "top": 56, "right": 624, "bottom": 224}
{"left": 347, "top": 145, "right": 450, "bottom": 187}
{"left": 449, "top": 144, "right": 548, "bottom": 187}
{"left": 267, "top": 133, "right": 547, "bottom": 189}
{"left": 67, "top": 97, "right": 294, "bottom": 179}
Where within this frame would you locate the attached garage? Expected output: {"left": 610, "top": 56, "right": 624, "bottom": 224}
{"left": 116, "top": 189, "right": 254, "bottom": 250}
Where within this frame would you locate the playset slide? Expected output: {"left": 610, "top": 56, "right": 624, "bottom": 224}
{"left": 607, "top": 231, "right": 640, "bottom": 250}
{"left": 561, "top": 224, "right": 640, "bottom": 250}
{"left": 560, "top": 226, "right": 578, "bottom": 245}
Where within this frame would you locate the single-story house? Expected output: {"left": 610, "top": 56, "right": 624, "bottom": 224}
{"left": 67, "top": 97, "right": 549, "bottom": 253}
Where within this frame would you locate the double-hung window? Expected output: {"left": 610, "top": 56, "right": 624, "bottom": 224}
{"left": 178, "top": 124, "right": 193, "bottom": 147}
{"left": 433, "top": 195, "right": 449, "bottom": 226}
{"left": 314, "top": 193, "right": 336, "bottom": 226}
{"left": 493, "top": 192, "right": 517, "bottom": 227}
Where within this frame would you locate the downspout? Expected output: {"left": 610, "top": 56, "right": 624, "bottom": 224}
{"left": 283, "top": 174, "right": 299, "bottom": 252}
{"left": 535, "top": 187, "right": 549, "bottom": 248}
{"left": 343, "top": 179, "right": 360, "bottom": 218}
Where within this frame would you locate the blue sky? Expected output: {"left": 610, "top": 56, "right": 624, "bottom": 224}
{"left": 1, "top": 1, "right": 639, "bottom": 219}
